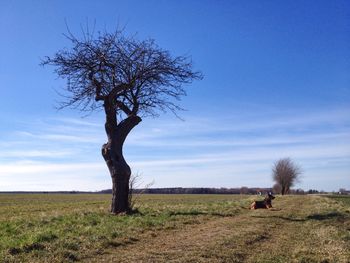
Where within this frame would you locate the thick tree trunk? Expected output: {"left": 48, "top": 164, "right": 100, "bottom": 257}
{"left": 281, "top": 186, "right": 288, "bottom": 195}
{"left": 102, "top": 143, "right": 132, "bottom": 214}
{"left": 102, "top": 100, "right": 141, "bottom": 214}
{"left": 109, "top": 154, "right": 131, "bottom": 214}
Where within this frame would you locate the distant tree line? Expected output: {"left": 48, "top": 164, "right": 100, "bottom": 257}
{"left": 100, "top": 187, "right": 273, "bottom": 195}
{"left": 2, "top": 188, "right": 349, "bottom": 195}
{"left": 82, "top": 187, "right": 349, "bottom": 195}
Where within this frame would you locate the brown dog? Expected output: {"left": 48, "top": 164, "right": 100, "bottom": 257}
{"left": 250, "top": 192, "right": 275, "bottom": 209}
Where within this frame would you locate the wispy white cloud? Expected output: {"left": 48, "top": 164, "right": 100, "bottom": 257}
{"left": 128, "top": 107, "right": 350, "bottom": 139}
{"left": 130, "top": 145, "right": 349, "bottom": 167}
{"left": 0, "top": 149, "right": 76, "bottom": 159}
{"left": 0, "top": 161, "right": 104, "bottom": 175}
{"left": 0, "top": 161, "right": 108, "bottom": 191}
{"left": 127, "top": 131, "right": 350, "bottom": 148}
{"left": 0, "top": 108, "right": 349, "bottom": 191}
{"left": 52, "top": 117, "right": 101, "bottom": 127}
{"left": 23, "top": 132, "right": 102, "bottom": 143}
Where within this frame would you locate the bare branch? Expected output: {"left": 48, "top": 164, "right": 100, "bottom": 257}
{"left": 42, "top": 29, "right": 202, "bottom": 118}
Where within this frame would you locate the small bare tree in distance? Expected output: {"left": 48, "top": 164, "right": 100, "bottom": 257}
{"left": 42, "top": 28, "right": 202, "bottom": 214}
{"left": 272, "top": 158, "right": 302, "bottom": 195}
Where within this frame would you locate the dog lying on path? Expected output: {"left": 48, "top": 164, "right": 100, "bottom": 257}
{"left": 250, "top": 192, "right": 275, "bottom": 209}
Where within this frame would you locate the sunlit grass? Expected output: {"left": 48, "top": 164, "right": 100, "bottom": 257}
{"left": 0, "top": 194, "right": 349, "bottom": 262}
{"left": 0, "top": 194, "right": 248, "bottom": 262}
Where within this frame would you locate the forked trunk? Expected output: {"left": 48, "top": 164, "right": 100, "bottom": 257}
{"left": 102, "top": 100, "right": 141, "bottom": 214}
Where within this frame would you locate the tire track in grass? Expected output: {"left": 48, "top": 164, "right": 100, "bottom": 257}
{"left": 87, "top": 196, "right": 350, "bottom": 263}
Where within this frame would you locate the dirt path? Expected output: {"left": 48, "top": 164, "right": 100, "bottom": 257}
{"left": 88, "top": 196, "right": 350, "bottom": 262}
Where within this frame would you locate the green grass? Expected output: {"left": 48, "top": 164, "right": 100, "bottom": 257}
{"left": 326, "top": 194, "right": 350, "bottom": 207}
{"left": 0, "top": 194, "right": 349, "bottom": 262}
{"left": 0, "top": 194, "right": 248, "bottom": 262}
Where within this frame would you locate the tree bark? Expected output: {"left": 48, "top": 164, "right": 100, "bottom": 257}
{"left": 281, "top": 186, "right": 288, "bottom": 195}
{"left": 102, "top": 100, "right": 141, "bottom": 214}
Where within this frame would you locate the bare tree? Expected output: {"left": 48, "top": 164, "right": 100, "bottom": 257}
{"left": 42, "top": 29, "right": 202, "bottom": 214}
{"left": 272, "top": 158, "right": 302, "bottom": 195}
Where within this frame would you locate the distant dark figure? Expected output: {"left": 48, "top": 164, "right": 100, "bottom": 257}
{"left": 250, "top": 192, "right": 275, "bottom": 209}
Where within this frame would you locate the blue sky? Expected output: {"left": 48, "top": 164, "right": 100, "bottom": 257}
{"left": 0, "top": 0, "right": 349, "bottom": 191}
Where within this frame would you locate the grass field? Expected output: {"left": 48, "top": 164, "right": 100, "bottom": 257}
{"left": 0, "top": 194, "right": 349, "bottom": 262}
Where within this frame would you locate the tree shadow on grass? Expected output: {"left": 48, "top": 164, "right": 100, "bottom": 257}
{"left": 251, "top": 215, "right": 306, "bottom": 222}
{"left": 306, "top": 212, "right": 346, "bottom": 221}
{"left": 127, "top": 208, "right": 144, "bottom": 216}
{"left": 252, "top": 211, "right": 346, "bottom": 222}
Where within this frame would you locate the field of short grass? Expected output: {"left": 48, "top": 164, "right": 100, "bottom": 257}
{"left": 0, "top": 194, "right": 349, "bottom": 262}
